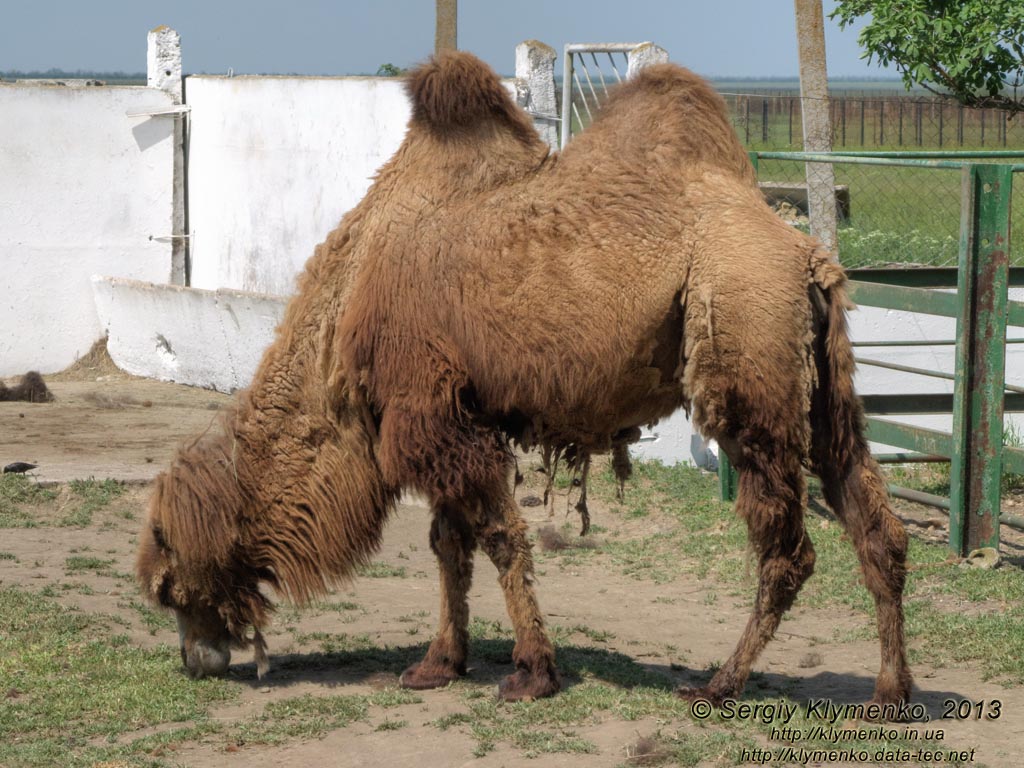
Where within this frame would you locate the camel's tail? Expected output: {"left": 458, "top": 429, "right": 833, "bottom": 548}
{"left": 808, "top": 252, "right": 914, "bottom": 703}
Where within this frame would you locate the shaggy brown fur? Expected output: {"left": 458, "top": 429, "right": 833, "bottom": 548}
{"left": 137, "top": 51, "right": 911, "bottom": 706}
{"left": 0, "top": 371, "right": 55, "bottom": 403}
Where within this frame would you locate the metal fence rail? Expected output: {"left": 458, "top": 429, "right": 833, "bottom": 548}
{"left": 719, "top": 151, "right": 1024, "bottom": 556}
{"left": 559, "top": 43, "right": 660, "bottom": 149}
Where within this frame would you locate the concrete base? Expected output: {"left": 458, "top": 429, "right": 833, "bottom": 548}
{"left": 92, "top": 276, "right": 287, "bottom": 393}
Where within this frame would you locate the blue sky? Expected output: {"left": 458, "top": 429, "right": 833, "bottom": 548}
{"left": 0, "top": 1, "right": 887, "bottom": 79}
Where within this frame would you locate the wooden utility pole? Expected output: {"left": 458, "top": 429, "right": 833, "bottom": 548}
{"left": 435, "top": 0, "right": 457, "bottom": 54}
{"left": 794, "top": 0, "right": 837, "bottom": 253}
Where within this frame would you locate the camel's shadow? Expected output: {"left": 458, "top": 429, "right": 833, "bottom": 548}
{"left": 226, "top": 639, "right": 973, "bottom": 720}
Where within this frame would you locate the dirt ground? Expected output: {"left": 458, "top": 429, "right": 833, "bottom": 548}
{"left": 3, "top": 366, "right": 1024, "bottom": 766}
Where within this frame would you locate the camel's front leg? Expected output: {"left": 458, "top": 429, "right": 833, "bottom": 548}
{"left": 475, "top": 490, "right": 560, "bottom": 701}
{"left": 400, "top": 504, "right": 475, "bottom": 689}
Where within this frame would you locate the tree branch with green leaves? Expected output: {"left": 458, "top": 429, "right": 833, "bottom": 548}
{"left": 831, "top": 0, "right": 1024, "bottom": 114}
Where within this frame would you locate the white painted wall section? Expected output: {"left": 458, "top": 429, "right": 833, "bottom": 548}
{"left": 186, "top": 76, "right": 411, "bottom": 295}
{"left": 0, "top": 84, "right": 176, "bottom": 375}
{"left": 93, "top": 276, "right": 286, "bottom": 393}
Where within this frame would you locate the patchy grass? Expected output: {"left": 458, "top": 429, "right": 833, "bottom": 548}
{"left": 229, "top": 689, "right": 422, "bottom": 747}
{"left": 0, "top": 474, "right": 55, "bottom": 528}
{"left": 61, "top": 478, "right": 126, "bottom": 527}
{"left": 1, "top": 457, "right": 1017, "bottom": 765}
{"left": 64, "top": 555, "right": 116, "bottom": 575}
{"left": 355, "top": 561, "right": 407, "bottom": 579}
{"left": 0, "top": 585, "right": 235, "bottom": 768}
{"left": 545, "top": 458, "right": 1024, "bottom": 687}
{"left": 120, "top": 598, "right": 175, "bottom": 634}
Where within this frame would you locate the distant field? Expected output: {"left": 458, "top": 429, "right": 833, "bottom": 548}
{"left": 711, "top": 78, "right": 917, "bottom": 95}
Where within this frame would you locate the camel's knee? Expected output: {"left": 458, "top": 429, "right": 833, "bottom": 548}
{"left": 429, "top": 508, "right": 474, "bottom": 560}
{"left": 477, "top": 518, "right": 530, "bottom": 575}
{"left": 861, "top": 518, "right": 908, "bottom": 601}
{"left": 760, "top": 531, "right": 816, "bottom": 609}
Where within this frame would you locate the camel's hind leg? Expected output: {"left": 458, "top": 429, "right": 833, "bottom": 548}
{"left": 813, "top": 451, "right": 911, "bottom": 705}
{"left": 679, "top": 431, "right": 816, "bottom": 703}
{"left": 400, "top": 504, "right": 476, "bottom": 690}
{"left": 474, "top": 486, "right": 559, "bottom": 701}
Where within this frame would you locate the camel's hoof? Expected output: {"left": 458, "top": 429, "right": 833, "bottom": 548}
{"left": 497, "top": 667, "right": 560, "bottom": 702}
{"left": 399, "top": 661, "right": 463, "bottom": 690}
{"left": 675, "top": 685, "right": 729, "bottom": 707}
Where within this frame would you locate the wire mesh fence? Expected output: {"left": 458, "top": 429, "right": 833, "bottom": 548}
{"left": 730, "top": 93, "right": 1024, "bottom": 268}
{"left": 753, "top": 156, "right": 968, "bottom": 268}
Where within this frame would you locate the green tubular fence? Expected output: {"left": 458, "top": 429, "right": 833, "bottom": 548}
{"left": 718, "top": 151, "right": 1024, "bottom": 556}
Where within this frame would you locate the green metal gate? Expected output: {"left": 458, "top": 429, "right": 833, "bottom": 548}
{"left": 718, "top": 151, "right": 1024, "bottom": 556}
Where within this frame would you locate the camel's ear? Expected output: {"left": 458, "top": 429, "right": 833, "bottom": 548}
{"left": 155, "top": 569, "right": 175, "bottom": 608}
{"left": 152, "top": 524, "right": 170, "bottom": 552}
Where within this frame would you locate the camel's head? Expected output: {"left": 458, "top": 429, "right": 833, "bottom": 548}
{"left": 135, "top": 445, "right": 271, "bottom": 680}
{"left": 136, "top": 521, "right": 231, "bottom": 678}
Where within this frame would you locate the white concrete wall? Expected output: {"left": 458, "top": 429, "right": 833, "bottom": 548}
{"left": 0, "top": 84, "right": 177, "bottom": 375}
{"left": 186, "top": 75, "right": 518, "bottom": 297}
{"left": 93, "top": 276, "right": 286, "bottom": 393}
{"left": 186, "top": 76, "right": 411, "bottom": 295}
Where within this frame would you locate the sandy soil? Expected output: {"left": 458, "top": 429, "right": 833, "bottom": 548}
{"left": 2, "top": 367, "right": 1022, "bottom": 766}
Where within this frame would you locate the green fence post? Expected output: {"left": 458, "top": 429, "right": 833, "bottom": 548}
{"left": 718, "top": 449, "right": 738, "bottom": 502}
{"left": 949, "top": 164, "right": 1013, "bottom": 555}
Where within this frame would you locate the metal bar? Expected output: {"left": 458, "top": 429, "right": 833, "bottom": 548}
{"left": 565, "top": 43, "right": 647, "bottom": 53}
{"left": 855, "top": 356, "right": 956, "bottom": 383}
{"left": 1008, "top": 301, "right": 1024, "bottom": 328}
{"left": 850, "top": 266, "right": 1024, "bottom": 288}
{"left": 950, "top": 163, "right": 1013, "bottom": 555}
{"left": 856, "top": 358, "right": 1024, "bottom": 394}
{"left": 571, "top": 101, "right": 583, "bottom": 138}
{"left": 718, "top": 450, "right": 737, "bottom": 502}
{"left": 888, "top": 484, "right": 951, "bottom": 510}
{"left": 847, "top": 281, "right": 1024, "bottom": 328}
{"left": 572, "top": 70, "right": 594, "bottom": 123}
{"left": 865, "top": 417, "right": 953, "bottom": 457}
{"left": 1004, "top": 445, "right": 1024, "bottom": 476}
{"left": 125, "top": 104, "right": 191, "bottom": 118}
{"left": 606, "top": 52, "right": 623, "bottom": 83}
{"left": 788, "top": 150, "right": 1024, "bottom": 159}
{"left": 590, "top": 53, "right": 610, "bottom": 96}
{"left": 886, "top": 486, "right": 1024, "bottom": 533}
{"left": 874, "top": 453, "right": 948, "bottom": 463}
{"left": 854, "top": 339, "right": 1024, "bottom": 347}
{"left": 863, "top": 392, "right": 1024, "bottom": 413}
{"left": 892, "top": 489, "right": 1024, "bottom": 532}
{"left": 560, "top": 49, "right": 573, "bottom": 148}
{"left": 577, "top": 57, "right": 601, "bottom": 112}
{"left": 755, "top": 152, "right": 981, "bottom": 169}
{"left": 847, "top": 280, "right": 959, "bottom": 317}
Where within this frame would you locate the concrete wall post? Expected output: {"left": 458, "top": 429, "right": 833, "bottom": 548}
{"left": 514, "top": 40, "right": 558, "bottom": 149}
{"left": 147, "top": 25, "right": 188, "bottom": 285}
{"left": 626, "top": 43, "right": 669, "bottom": 78}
